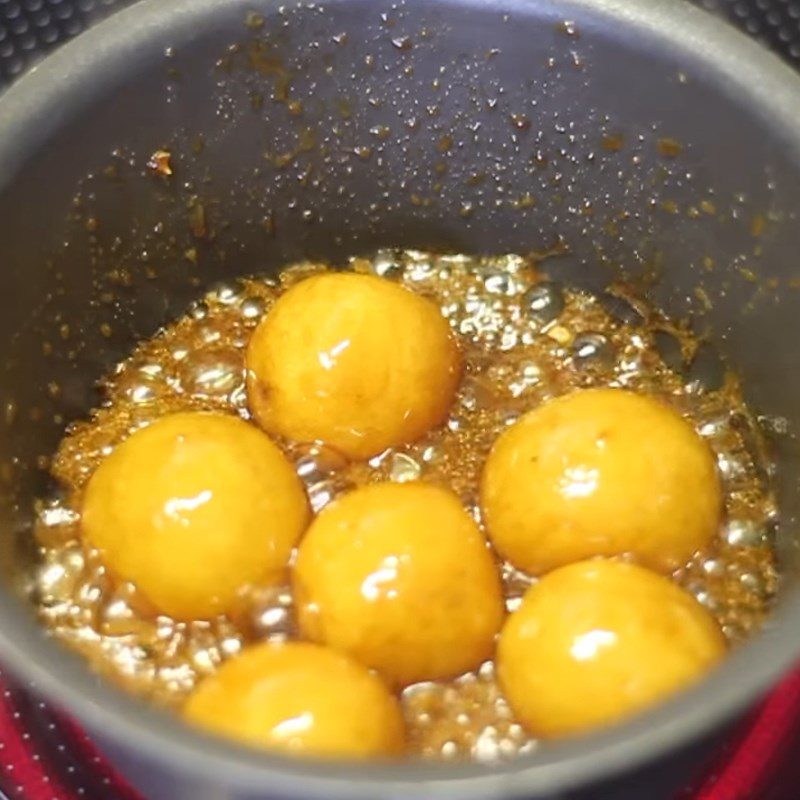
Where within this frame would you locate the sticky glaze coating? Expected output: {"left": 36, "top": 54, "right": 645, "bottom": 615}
{"left": 246, "top": 272, "right": 462, "bottom": 459}
{"left": 498, "top": 559, "right": 726, "bottom": 738}
{"left": 35, "top": 252, "right": 778, "bottom": 762}
{"left": 294, "top": 482, "right": 505, "bottom": 687}
{"left": 184, "top": 642, "right": 405, "bottom": 758}
{"left": 481, "top": 389, "right": 722, "bottom": 575}
{"left": 82, "top": 412, "right": 309, "bottom": 619}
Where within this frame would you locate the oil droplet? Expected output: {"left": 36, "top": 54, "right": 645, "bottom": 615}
{"left": 572, "top": 332, "right": 614, "bottom": 369}
{"left": 248, "top": 585, "right": 295, "bottom": 640}
{"left": 725, "top": 519, "right": 766, "bottom": 548}
{"left": 116, "top": 370, "right": 167, "bottom": 404}
{"left": 657, "top": 137, "right": 683, "bottom": 158}
{"left": 391, "top": 36, "right": 412, "bottom": 50}
{"left": 178, "top": 346, "right": 244, "bottom": 398}
{"left": 390, "top": 452, "right": 422, "bottom": 483}
{"left": 294, "top": 444, "right": 348, "bottom": 486}
{"left": 601, "top": 134, "right": 624, "bottom": 152}
{"left": 241, "top": 297, "right": 266, "bottom": 319}
{"left": 523, "top": 281, "right": 564, "bottom": 325}
{"left": 370, "top": 125, "right": 391, "bottom": 140}
{"left": 510, "top": 114, "right": 531, "bottom": 132}
{"left": 599, "top": 293, "right": 642, "bottom": 326}
{"left": 557, "top": 20, "right": 580, "bottom": 37}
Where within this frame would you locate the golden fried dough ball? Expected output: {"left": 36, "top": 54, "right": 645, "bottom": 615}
{"left": 294, "top": 482, "right": 504, "bottom": 686}
{"left": 481, "top": 388, "right": 721, "bottom": 574}
{"left": 184, "top": 642, "right": 404, "bottom": 759}
{"left": 498, "top": 559, "right": 726, "bottom": 738}
{"left": 246, "top": 272, "right": 461, "bottom": 460}
{"left": 82, "top": 412, "right": 309, "bottom": 620}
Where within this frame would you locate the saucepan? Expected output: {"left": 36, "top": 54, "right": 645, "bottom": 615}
{"left": 1, "top": 0, "right": 800, "bottom": 797}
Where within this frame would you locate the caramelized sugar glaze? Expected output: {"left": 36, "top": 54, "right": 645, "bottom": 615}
{"left": 34, "top": 250, "right": 777, "bottom": 761}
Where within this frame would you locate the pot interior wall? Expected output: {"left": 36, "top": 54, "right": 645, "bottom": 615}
{"left": 0, "top": 0, "right": 799, "bottom": 627}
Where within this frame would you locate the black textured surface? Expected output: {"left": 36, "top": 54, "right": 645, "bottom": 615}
{"left": 2, "top": 0, "right": 800, "bottom": 85}
{"left": 0, "top": 668, "right": 141, "bottom": 799}
{"left": 0, "top": 0, "right": 125, "bottom": 82}
{"left": 701, "top": 0, "right": 800, "bottom": 59}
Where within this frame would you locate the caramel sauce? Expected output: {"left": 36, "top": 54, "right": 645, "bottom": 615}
{"left": 34, "top": 250, "right": 777, "bottom": 762}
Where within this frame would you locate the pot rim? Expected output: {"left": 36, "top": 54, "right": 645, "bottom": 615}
{"left": 1, "top": 0, "right": 800, "bottom": 796}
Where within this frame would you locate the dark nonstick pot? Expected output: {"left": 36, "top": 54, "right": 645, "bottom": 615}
{"left": 1, "top": 0, "right": 800, "bottom": 798}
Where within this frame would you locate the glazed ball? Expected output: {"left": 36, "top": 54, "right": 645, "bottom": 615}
{"left": 246, "top": 272, "right": 461, "bottom": 459}
{"left": 82, "top": 412, "right": 309, "bottom": 620}
{"left": 498, "top": 559, "right": 726, "bottom": 738}
{"left": 294, "top": 482, "right": 504, "bottom": 687}
{"left": 184, "top": 642, "right": 405, "bottom": 759}
{"left": 481, "top": 388, "right": 721, "bottom": 574}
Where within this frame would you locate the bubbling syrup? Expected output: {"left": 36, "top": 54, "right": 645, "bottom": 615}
{"left": 34, "top": 250, "right": 778, "bottom": 762}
